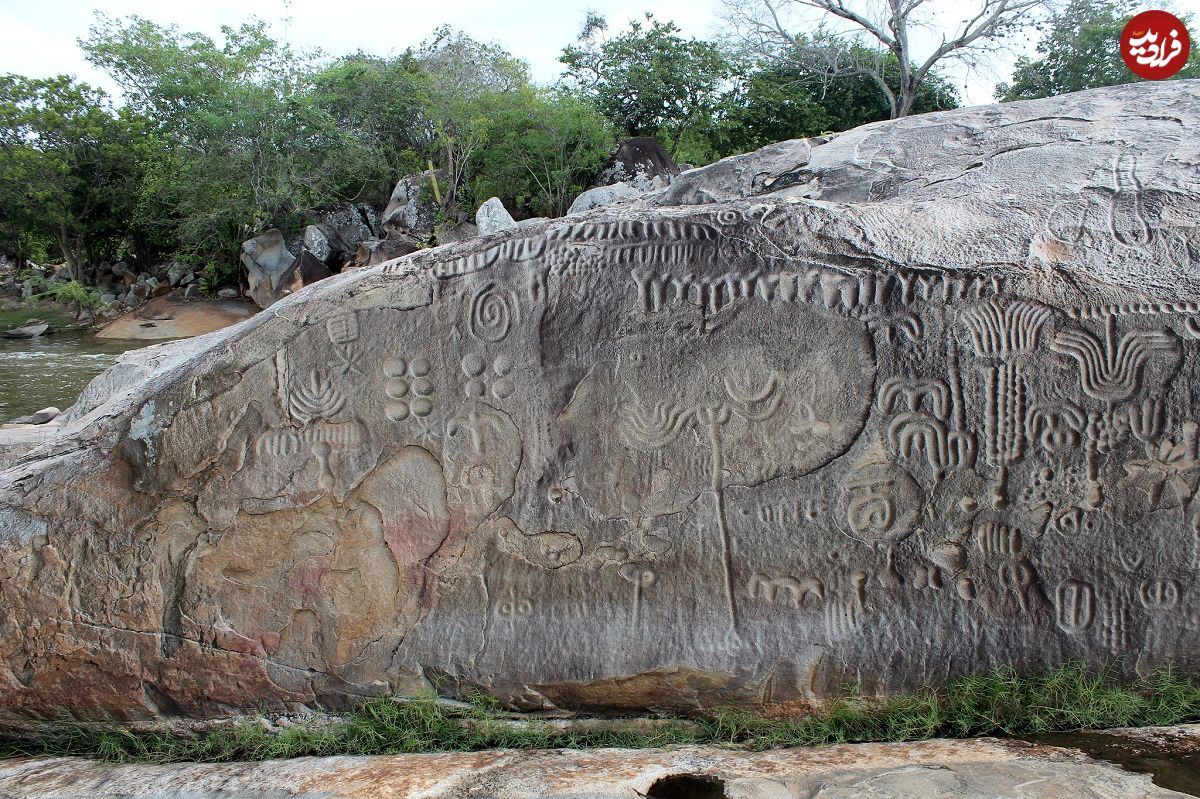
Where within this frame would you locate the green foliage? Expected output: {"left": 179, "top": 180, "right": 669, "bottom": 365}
{"left": 1, "top": 662, "right": 1196, "bottom": 764}
{"left": 714, "top": 46, "right": 958, "bottom": 154}
{"left": 0, "top": 74, "right": 158, "bottom": 280}
{"left": 470, "top": 88, "right": 614, "bottom": 218}
{"left": 81, "top": 14, "right": 377, "bottom": 268}
{"left": 35, "top": 279, "right": 104, "bottom": 312}
{"left": 17, "top": 270, "right": 104, "bottom": 315}
{"left": 560, "top": 14, "right": 731, "bottom": 157}
{"left": 998, "top": 0, "right": 1200, "bottom": 101}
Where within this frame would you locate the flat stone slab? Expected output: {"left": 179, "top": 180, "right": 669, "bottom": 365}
{"left": 0, "top": 736, "right": 1190, "bottom": 798}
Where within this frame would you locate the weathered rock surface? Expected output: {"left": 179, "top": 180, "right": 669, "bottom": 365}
{"left": 596, "top": 136, "right": 681, "bottom": 192}
{"left": 476, "top": 197, "right": 517, "bottom": 235}
{"left": 95, "top": 295, "right": 257, "bottom": 340}
{"left": 240, "top": 229, "right": 297, "bottom": 308}
{"left": 566, "top": 180, "right": 643, "bottom": 214}
{"left": 2, "top": 82, "right": 1200, "bottom": 720}
{"left": 0, "top": 736, "right": 1190, "bottom": 798}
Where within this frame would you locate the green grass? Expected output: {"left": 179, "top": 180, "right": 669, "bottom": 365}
{"left": 1, "top": 662, "right": 1197, "bottom": 764}
{"left": 0, "top": 304, "right": 75, "bottom": 331}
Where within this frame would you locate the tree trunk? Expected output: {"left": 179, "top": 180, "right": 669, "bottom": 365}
{"left": 55, "top": 223, "right": 78, "bottom": 282}
{"left": 896, "top": 77, "right": 919, "bottom": 118}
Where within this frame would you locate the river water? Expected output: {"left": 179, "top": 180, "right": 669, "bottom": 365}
{"left": 0, "top": 332, "right": 146, "bottom": 421}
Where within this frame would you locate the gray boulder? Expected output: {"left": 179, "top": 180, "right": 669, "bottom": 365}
{"left": 382, "top": 170, "right": 443, "bottom": 241}
{"left": 11, "top": 407, "right": 61, "bottom": 425}
{"left": 301, "top": 204, "right": 377, "bottom": 270}
{"left": 1, "top": 82, "right": 1199, "bottom": 721}
{"left": 166, "top": 263, "right": 192, "bottom": 287}
{"left": 566, "top": 181, "right": 642, "bottom": 215}
{"left": 596, "top": 137, "right": 681, "bottom": 192}
{"left": 240, "top": 229, "right": 297, "bottom": 309}
{"left": 475, "top": 197, "right": 517, "bottom": 235}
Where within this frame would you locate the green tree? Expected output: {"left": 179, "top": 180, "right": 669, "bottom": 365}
{"left": 471, "top": 88, "right": 614, "bottom": 217}
{"left": 312, "top": 51, "right": 429, "bottom": 198}
{"left": 723, "top": 0, "right": 1045, "bottom": 118}
{"left": 81, "top": 14, "right": 375, "bottom": 269}
{"left": 560, "top": 13, "right": 732, "bottom": 157}
{"left": 417, "top": 27, "right": 532, "bottom": 217}
{"left": 0, "top": 74, "right": 157, "bottom": 280}
{"left": 707, "top": 47, "right": 958, "bottom": 157}
{"left": 997, "top": 0, "right": 1200, "bottom": 100}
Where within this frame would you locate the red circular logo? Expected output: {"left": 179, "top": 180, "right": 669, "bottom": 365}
{"left": 1121, "top": 10, "right": 1190, "bottom": 80}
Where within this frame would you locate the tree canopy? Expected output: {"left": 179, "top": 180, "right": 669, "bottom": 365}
{"left": 1, "top": 7, "right": 1145, "bottom": 291}
{"left": 997, "top": 0, "right": 1200, "bottom": 101}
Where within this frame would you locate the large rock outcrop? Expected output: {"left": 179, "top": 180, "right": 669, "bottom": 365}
{"left": 2, "top": 82, "right": 1200, "bottom": 721}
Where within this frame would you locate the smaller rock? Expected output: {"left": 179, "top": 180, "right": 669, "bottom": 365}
{"left": 596, "top": 137, "right": 680, "bottom": 191}
{"left": 567, "top": 182, "right": 642, "bottom": 215}
{"left": 241, "top": 229, "right": 297, "bottom": 308}
{"left": 437, "top": 222, "right": 479, "bottom": 245}
{"left": 303, "top": 225, "right": 334, "bottom": 263}
{"left": 183, "top": 284, "right": 200, "bottom": 301}
{"left": 167, "top": 263, "right": 192, "bottom": 287}
{"left": 100, "top": 293, "right": 117, "bottom": 305}
{"left": 112, "top": 263, "right": 136, "bottom": 286}
{"left": 475, "top": 197, "right": 517, "bottom": 235}
{"left": 352, "top": 234, "right": 421, "bottom": 268}
{"left": 217, "top": 287, "right": 240, "bottom": 299}
{"left": 12, "top": 407, "right": 61, "bottom": 425}
{"left": 2, "top": 323, "right": 48, "bottom": 339}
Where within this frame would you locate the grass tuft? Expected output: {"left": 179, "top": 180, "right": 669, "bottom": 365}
{"left": 1, "top": 662, "right": 1197, "bottom": 763}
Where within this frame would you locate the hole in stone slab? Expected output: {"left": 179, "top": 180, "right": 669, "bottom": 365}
{"left": 646, "top": 773, "right": 726, "bottom": 799}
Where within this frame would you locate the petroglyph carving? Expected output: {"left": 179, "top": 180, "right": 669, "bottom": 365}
{"left": 469, "top": 283, "right": 518, "bottom": 342}
{"left": 824, "top": 598, "right": 863, "bottom": 640}
{"left": 1140, "top": 578, "right": 1181, "bottom": 610}
{"left": 962, "top": 299, "right": 1052, "bottom": 359}
{"left": 840, "top": 463, "right": 922, "bottom": 546}
{"left": 999, "top": 559, "right": 1041, "bottom": 613}
{"left": 963, "top": 299, "right": 1050, "bottom": 507}
{"left": 976, "top": 522, "right": 1022, "bottom": 556}
{"left": 326, "top": 315, "right": 359, "bottom": 346}
{"left": 887, "top": 414, "right": 975, "bottom": 477}
{"left": 757, "top": 496, "right": 826, "bottom": 527}
{"left": 1129, "top": 398, "right": 1165, "bottom": 447}
{"left": 256, "top": 422, "right": 366, "bottom": 459}
{"left": 621, "top": 370, "right": 782, "bottom": 630}
{"left": 1102, "top": 595, "right": 1132, "bottom": 653}
{"left": 877, "top": 378, "right": 949, "bottom": 420}
{"left": 290, "top": 372, "right": 346, "bottom": 423}
{"left": 1027, "top": 403, "right": 1086, "bottom": 455}
{"left": 462, "top": 353, "right": 517, "bottom": 400}
{"left": 1056, "top": 580, "right": 1096, "bottom": 633}
{"left": 383, "top": 356, "right": 435, "bottom": 422}
{"left": 1051, "top": 315, "right": 1178, "bottom": 403}
{"left": 748, "top": 573, "right": 825, "bottom": 608}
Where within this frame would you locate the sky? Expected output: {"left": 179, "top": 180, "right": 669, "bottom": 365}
{"left": 1, "top": 0, "right": 1198, "bottom": 108}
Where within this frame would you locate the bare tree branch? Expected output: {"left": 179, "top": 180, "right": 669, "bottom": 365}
{"left": 720, "top": 0, "right": 1049, "bottom": 117}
